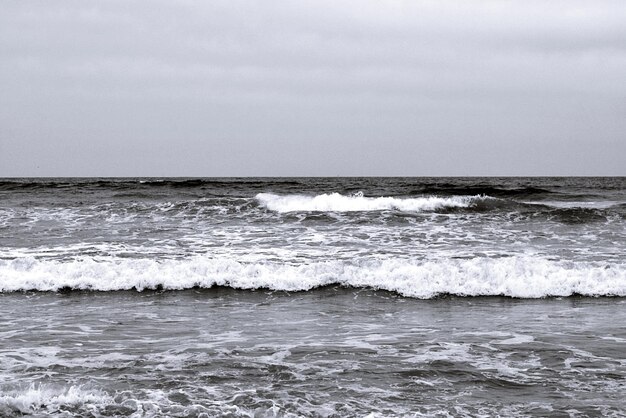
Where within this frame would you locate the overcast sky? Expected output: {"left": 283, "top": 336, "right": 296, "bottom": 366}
{"left": 1, "top": 0, "right": 625, "bottom": 176}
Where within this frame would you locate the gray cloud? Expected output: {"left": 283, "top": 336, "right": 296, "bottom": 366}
{"left": 1, "top": 0, "right": 625, "bottom": 175}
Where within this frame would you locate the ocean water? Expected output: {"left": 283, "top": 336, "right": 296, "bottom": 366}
{"left": 0, "top": 177, "right": 624, "bottom": 416}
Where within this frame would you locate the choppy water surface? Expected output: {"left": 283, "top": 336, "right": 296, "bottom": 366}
{"left": 0, "top": 177, "right": 625, "bottom": 416}
{"left": 1, "top": 290, "right": 626, "bottom": 417}
{"left": 1, "top": 177, "right": 624, "bottom": 296}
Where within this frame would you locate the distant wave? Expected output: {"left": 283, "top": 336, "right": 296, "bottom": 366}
{"left": 416, "top": 184, "right": 556, "bottom": 198}
{"left": 1, "top": 256, "right": 624, "bottom": 298}
{"left": 0, "top": 178, "right": 305, "bottom": 191}
{"left": 254, "top": 192, "right": 623, "bottom": 224}
{"left": 256, "top": 193, "right": 491, "bottom": 213}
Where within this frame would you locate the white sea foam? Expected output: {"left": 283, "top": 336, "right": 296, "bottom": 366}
{"left": 256, "top": 192, "right": 486, "bottom": 213}
{"left": 1, "top": 256, "right": 624, "bottom": 298}
{"left": 0, "top": 384, "right": 111, "bottom": 416}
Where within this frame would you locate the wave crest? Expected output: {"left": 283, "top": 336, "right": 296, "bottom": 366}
{"left": 256, "top": 193, "right": 489, "bottom": 213}
{"left": 1, "top": 257, "right": 624, "bottom": 298}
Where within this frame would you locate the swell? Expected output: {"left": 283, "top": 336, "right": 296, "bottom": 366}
{"left": 415, "top": 184, "right": 556, "bottom": 199}
{"left": 444, "top": 200, "right": 625, "bottom": 223}
{"left": 0, "top": 180, "right": 77, "bottom": 191}
{"left": 255, "top": 193, "right": 624, "bottom": 223}
{"left": 1, "top": 256, "right": 624, "bottom": 298}
{"left": 412, "top": 177, "right": 625, "bottom": 196}
{"left": 0, "top": 178, "right": 305, "bottom": 191}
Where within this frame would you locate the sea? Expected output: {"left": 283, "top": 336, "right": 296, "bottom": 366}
{"left": 0, "top": 177, "right": 624, "bottom": 417}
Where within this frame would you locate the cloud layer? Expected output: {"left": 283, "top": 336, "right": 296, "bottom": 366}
{"left": 1, "top": 0, "right": 625, "bottom": 175}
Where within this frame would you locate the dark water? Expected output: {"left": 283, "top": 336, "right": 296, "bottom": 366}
{"left": 0, "top": 177, "right": 625, "bottom": 416}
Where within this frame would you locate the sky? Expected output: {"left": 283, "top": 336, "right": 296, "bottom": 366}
{"left": 1, "top": 0, "right": 625, "bottom": 176}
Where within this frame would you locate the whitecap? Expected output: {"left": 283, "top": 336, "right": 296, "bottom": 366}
{"left": 255, "top": 192, "right": 488, "bottom": 213}
{"left": 0, "top": 256, "right": 624, "bottom": 298}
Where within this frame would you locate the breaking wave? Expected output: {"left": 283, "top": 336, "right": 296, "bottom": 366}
{"left": 256, "top": 193, "right": 491, "bottom": 213}
{"left": 0, "top": 384, "right": 111, "bottom": 417}
{"left": 1, "top": 256, "right": 624, "bottom": 298}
